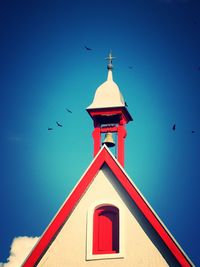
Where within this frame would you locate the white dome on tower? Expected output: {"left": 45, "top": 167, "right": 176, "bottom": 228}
{"left": 87, "top": 69, "right": 125, "bottom": 109}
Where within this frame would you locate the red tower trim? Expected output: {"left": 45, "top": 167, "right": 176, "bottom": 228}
{"left": 92, "top": 125, "right": 101, "bottom": 157}
{"left": 87, "top": 107, "right": 132, "bottom": 166}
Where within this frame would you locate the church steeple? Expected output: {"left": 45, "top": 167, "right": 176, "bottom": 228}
{"left": 86, "top": 52, "right": 133, "bottom": 167}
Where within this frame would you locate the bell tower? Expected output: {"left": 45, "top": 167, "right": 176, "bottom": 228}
{"left": 86, "top": 52, "right": 133, "bottom": 167}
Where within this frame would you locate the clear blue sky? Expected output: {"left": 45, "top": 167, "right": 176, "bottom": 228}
{"left": 0, "top": 0, "right": 199, "bottom": 265}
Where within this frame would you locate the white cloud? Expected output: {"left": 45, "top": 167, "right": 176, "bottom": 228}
{"left": 0, "top": 236, "right": 39, "bottom": 267}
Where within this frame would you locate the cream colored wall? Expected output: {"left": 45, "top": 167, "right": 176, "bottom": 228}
{"left": 38, "top": 165, "right": 171, "bottom": 267}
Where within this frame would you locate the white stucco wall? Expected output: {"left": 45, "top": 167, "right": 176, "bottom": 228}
{"left": 38, "top": 165, "right": 173, "bottom": 267}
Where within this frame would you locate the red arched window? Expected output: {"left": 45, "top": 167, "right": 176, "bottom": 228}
{"left": 93, "top": 205, "right": 119, "bottom": 254}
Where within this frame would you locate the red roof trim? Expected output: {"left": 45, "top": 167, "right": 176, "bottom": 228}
{"left": 87, "top": 106, "right": 133, "bottom": 122}
{"left": 104, "top": 151, "right": 192, "bottom": 267}
{"left": 22, "top": 147, "right": 192, "bottom": 267}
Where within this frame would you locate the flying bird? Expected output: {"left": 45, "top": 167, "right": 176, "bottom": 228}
{"left": 172, "top": 124, "right": 176, "bottom": 131}
{"left": 128, "top": 66, "right": 133, "bottom": 69}
{"left": 191, "top": 130, "right": 195, "bottom": 133}
{"left": 48, "top": 127, "right": 53, "bottom": 131}
{"left": 65, "top": 108, "right": 72, "bottom": 113}
{"left": 125, "top": 101, "right": 128, "bottom": 107}
{"left": 56, "top": 121, "right": 63, "bottom": 127}
{"left": 84, "top": 46, "right": 92, "bottom": 51}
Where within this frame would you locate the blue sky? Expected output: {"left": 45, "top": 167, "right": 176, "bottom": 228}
{"left": 0, "top": 0, "right": 200, "bottom": 265}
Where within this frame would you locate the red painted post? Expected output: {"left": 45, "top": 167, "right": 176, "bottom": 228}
{"left": 92, "top": 126, "right": 101, "bottom": 157}
{"left": 117, "top": 124, "right": 126, "bottom": 167}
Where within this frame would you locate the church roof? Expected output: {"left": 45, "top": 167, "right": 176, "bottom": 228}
{"left": 87, "top": 69, "right": 125, "bottom": 110}
{"left": 22, "top": 146, "right": 193, "bottom": 267}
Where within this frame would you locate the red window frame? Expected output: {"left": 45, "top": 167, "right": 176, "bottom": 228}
{"left": 93, "top": 205, "right": 119, "bottom": 254}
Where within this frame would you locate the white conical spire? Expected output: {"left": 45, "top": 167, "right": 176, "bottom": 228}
{"left": 87, "top": 52, "right": 125, "bottom": 109}
{"left": 107, "top": 69, "right": 113, "bottom": 81}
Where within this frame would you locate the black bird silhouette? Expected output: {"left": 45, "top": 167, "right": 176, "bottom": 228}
{"left": 48, "top": 127, "right": 53, "bottom": 131}
{"left": 56, "top": 121, "right": 63, "bottom": 127}
{"left": 125, "top": 101, "right": 128, "bottom": 107}
{"left": 65, "top": 108, "right": 72, "bottom": 113}
{"left": 191, "top": 130, "right": 195, "bottom": 133}
{"left": 172, "top": 124, "right": 176, "bottom": 131}
{"left": 84, "top": 46, "right": 92, "bottom": 51}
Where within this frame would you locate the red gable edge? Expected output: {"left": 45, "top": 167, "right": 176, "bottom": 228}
{"left": 22, "top": 146, "right": 193, "bottom": 267}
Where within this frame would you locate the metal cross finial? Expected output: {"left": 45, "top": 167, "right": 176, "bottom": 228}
{"left": 105, "top": 51, "right": 116, "bottom": 70}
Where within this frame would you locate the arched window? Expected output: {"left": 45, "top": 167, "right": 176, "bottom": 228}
{"left": 93, "top": 205, "right": 119, "bottom": 254}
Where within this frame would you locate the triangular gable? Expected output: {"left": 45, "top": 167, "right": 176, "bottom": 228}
{"left": 22, "top": 145, "right": 193, "bottom": 267}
